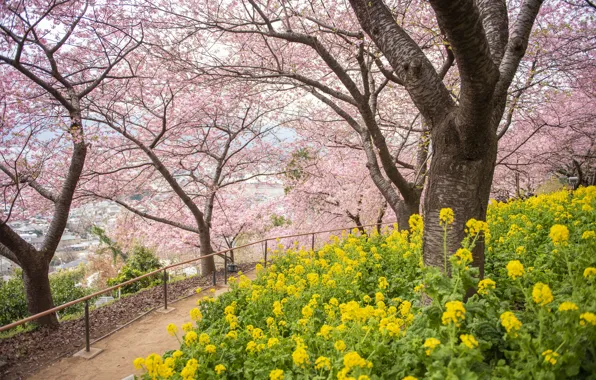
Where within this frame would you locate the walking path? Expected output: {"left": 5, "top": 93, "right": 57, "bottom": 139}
{"left": 29, "top": 271, "right": 256, "bottom": 380}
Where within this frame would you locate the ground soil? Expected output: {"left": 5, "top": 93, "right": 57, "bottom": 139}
{"left": 0, "top": 263, "right": 255, "bottom": 380}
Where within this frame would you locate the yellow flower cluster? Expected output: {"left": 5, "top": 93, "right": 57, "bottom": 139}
{"left": 337, "top": 351, "right": 372, "bottom": 379}
{"left": 532, "top": 282, "right": 554, "bottom": 306}
{"left": 214, "top": 364, "right": 226, "bottom": 375}
{"left": 506, "top": 260, "right": 525, "bottom": 280}
{"left": 269, "top": 369, "right": 284, "bottom": 380}
{"left": 190, "top": 307, "right": 202, "bottom": 321}
{"left": 478, "top": 278, "right": 496, "bottom": 295}
{"left": 454, "top": 248, "right": 473, "bottom": 265}
{"left": 584, "top": 267, "right": 596, "bottom": 279}
{"left": 442, "top": 301, "right": 466, "bottom": 327}
{"left": 542, "top": 350, "right": 559, "bottom": 365}
{"left": 423, "top": 337, "right": 440, "bottom": 356}
{"left": 549, "top": 224, "right": 570, "bottom": 245}
{"left": 137, "top": 353, "right": 174, "bottom": 379}
{"left": 315, "top": 356, "right": 331, "bottom": 370}
{"left": 166, "top": 323, "right": 177, "bottom": 337}
{"left": 558, "top": 301, "right": 579, "bottom": 312}
{"left": 439, "top": 208, "right": 454, "bottom": 225}
{"left": 460, "top": 334, "right": 479, "bottom": 349}
{"left": 465, "top": 218, "right": 489, "bottom": 236}
{"left": 500, "top": 312, "right": 522, "bottom": 336}
{"left": 180, "top": 358, "right": 198, "bottom": 380}
{"left": 580, "top": 312, "right": 596, "bottom": 326}
{"left": 334, "top": 340, "right": 347, "bottom": 352}
{"left": 184, "top": 331, "right": 197, "bottom": 345}
{"left": 292, "top": 341, "right": 310, "bottom": 368}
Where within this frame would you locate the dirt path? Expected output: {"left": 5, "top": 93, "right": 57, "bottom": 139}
{"left": 29, "top": 271, "right": 256, "bottom": 380}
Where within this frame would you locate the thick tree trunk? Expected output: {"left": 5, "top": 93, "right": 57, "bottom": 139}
{"left": 198, "top": 224, "right": 216, "bottom": 276}
{"left": 22, "top": 259, "right": 58, "bottom": 326}
{"left": 422, "top": 125, "right": 497, "bottom": 278}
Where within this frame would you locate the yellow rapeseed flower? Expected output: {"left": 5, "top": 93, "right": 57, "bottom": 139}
{"left": 549, "top": 224, "right": 569, "bottom": 245}
{"left": 199, "top": 333, "right": 210, "bottom": 345}
{"left": 181, "top": 322, "right": 193, "bottom": 332}
{"left": 439, "top": 208, "right": 454, "bottom": 225}
{"left": 582, "top": 231, "right": 595, "bottom": 240}
{"left": 402, "top": 377, "right": 418, "bottom": 380}
{"left": 423, "top": 337, "right": 440, "bottom": 356}
{"left": 314, "top": 356, "right": 331, "bottom": 370}
{"left": 542, "top": 350, "right": 559, "bottom": 365}
{"left": 269, "top": 369, "right": 284, "bottom": 380}
{"left": 172, "top": 350, "right": 183, "bottom": 359}
{"left": 215, "top": 364, "right": 226, "bottom": 375}
{"left": 532, "top": 282, "right": 554, "bottom": 306}
{"left": 500, "top": 311, "right": 522, "bottom": 336}
{"left": 190, "top": 308, "right": 203, "bottom": 321}
{"left": 292, "top": 346, "right": 309, "bottom": 367}
{"left": 584, "top": 267, "right": 596, "bottom": 279}
{"left": 334, "top": 340, "right": 347, "bottom": 352}
{"left": 166, "top": 323, "right": 178, "bottom": 337}
{"left": 580, "top": 312, "right": 596, "bottom": 326}
{"left": 478, "top": 278, "right": 496, "bottom": 295}
{"left": 317, "top": 324, "right": 333, "bottom": 340}
{"left": 184, "top": 331, "right": 197, "bottom": 345}
{"left": 378, "top": 277, "right": 389, "bottom": 290}
{"left": 180, "top": 358, "right": 198, "bottom": 380}
{"left": 133, "top": 357, "right": 144, "bottom": 370}
{"left": 343, "top": 351, "right": 372, "bottom": 370}
{"left": 442, "top": 301, "right": 466, "bottom": 327}
{"left": 205, "top": 344, "right": 216, "bottom": 354}
{"left": 460, "top": 334, "right": 479, "bottom": 349}
{"left": 506, "top": 260, "right": 525, "bottom": 280}
{"left": 558, "top": 301, "right": 579, "bottom": 312}
{"left": 454, "top": 248, "right": 473, "bottom": 265}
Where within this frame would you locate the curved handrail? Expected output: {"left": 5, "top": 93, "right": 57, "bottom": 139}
{"left": 0, "top": 221, "right": 397, "bottom": 332}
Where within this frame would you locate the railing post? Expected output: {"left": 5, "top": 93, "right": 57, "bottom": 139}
{"left": 84, "top": 300, "right": 90, "bottom": 352}
{"left": 311, "top": 233, "right": 315, "bottom": 251}
{"left": 224, "top": 251, "right": 228, "bottom": 285}
{"left": 212, "top": 269, "right": 216, "bottom": 286}
{"left": 264, "top": 240, "right": 268, "bottom": 268}
{"left": 163, "top": 269, "right": 168, "bottom": 310}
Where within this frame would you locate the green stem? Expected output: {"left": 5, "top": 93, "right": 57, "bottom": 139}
{"left": 443, "top": 225, "right": 448, "bottom": 273}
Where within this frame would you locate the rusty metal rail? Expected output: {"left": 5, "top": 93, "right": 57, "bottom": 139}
{"left": 0, "top": 221, "right": 397, "bottom": 352}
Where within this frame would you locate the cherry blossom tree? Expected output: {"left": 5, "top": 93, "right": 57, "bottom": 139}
{"left": 83, "top": 76, "right": 288, "bottom": 275}
{"left": 0, "top": 0, "right": 141, "bottom": 325}
{"left": 142, "top": 0, "right": 433, "bottom": 230}
{"left": 281, "top": 124, "right": 393, "bottom": 233}
{"left": 148, "top": 0, "right": 555, "bottom": 275}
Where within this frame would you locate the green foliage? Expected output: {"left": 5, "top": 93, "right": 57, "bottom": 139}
{"left": 90, "top": 225, "right": 127, "bottom": 263}
{"left": 270, "top": 214, "right": 292, "bottom": 227}
{"left": 107, "top": 245, "right": 162, "bottom": 294}
{"left": 0, "top": 266, "right": 92, "bottom": 326}
{"left": 136, "top": 187, "right": 596, "bottom": 379}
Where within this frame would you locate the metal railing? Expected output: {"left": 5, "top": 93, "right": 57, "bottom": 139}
{"left": 0, "top": 221, "right": 397, "bottom": 353}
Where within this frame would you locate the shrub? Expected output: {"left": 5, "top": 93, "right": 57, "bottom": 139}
{"left": 107, "top": 245, "right": 162, "bottom": 294}
{"left": 135, "top": 187, "right": 596, "bottom": 379}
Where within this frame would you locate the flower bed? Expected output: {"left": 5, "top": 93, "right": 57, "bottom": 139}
{"left": 135, "top": 187, "right": 596, "bottom": 379}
